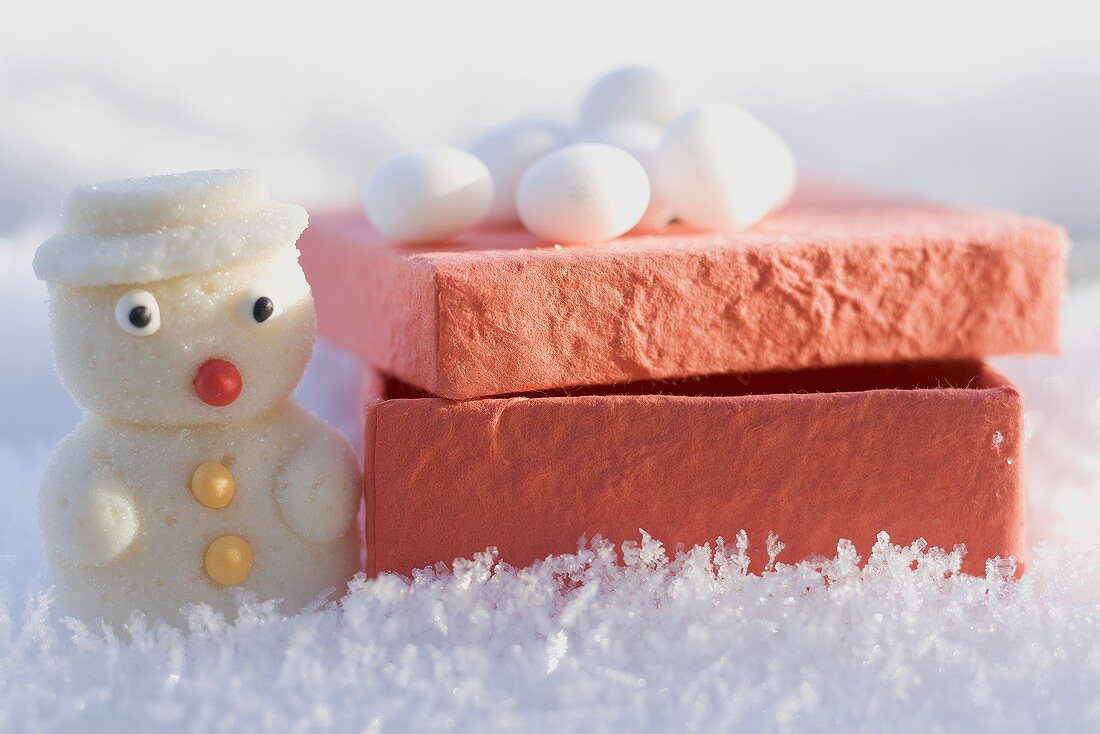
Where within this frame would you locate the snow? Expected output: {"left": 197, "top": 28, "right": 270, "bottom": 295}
{"left": 2, "top": 535, "right": 1098, "bottom": 732}
{"left": 2, "top": 224, "right": 1100, "bottom": 730}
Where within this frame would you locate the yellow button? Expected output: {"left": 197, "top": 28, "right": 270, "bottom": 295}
{"left": 191, "top": 461, "right": 235, "bottom": 509}
{"left": 204, "top": 535, "right": 252, "bottom": 585}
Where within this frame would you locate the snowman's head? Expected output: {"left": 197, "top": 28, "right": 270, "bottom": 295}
{"left": 35, "top": 170, "right": 316, "bottom": 426}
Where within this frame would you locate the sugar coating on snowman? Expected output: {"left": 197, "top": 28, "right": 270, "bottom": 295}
{"left": 33, "top": 170, "right": 362, "bottom": 628}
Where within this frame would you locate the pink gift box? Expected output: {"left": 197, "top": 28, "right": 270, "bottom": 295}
{"left": 297, "top": 183, "right": 1062, "bottom": 575}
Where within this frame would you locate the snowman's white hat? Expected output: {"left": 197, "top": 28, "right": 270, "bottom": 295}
{"left": 33, "top": 169, "right": 308, "bottom": 286}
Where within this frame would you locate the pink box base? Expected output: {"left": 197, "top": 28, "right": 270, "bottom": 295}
{"left": 363, "top": 361, "right": 1024, "bottom": 577}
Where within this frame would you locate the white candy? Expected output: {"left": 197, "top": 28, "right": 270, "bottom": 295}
{"left": 653, "top": 103, "right": 797, "bottom": 233}
{"left": 579, "top": 66, "right": 680, "bottom": 129}
{"left": 515, "top": 143, "right": 650, "bottom": 244}
{"left": 365, "top": 147, "right": 493, "bottom": 243}
{"left": 36, "top": 171, "right": 361, "bottom": 628}
{"left": 577, "top": 119, "right": 662, "bottom": 153}
{"left": 468, "top": 119, "right": 570, "bottom": 225}
{"left": 576, "top": 121, "right": 673, "bottom": 233}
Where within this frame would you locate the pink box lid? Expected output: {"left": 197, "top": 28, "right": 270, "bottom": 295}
{"left": 299, "top": 183, "right": 1066, "bottom": 400}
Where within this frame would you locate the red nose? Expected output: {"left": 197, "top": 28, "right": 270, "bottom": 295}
{"left": 194, "top": 359, "right": 242, "bottom": 407}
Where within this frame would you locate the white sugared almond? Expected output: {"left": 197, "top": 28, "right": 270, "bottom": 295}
{"left": 576, "top": 120, "right": 673, "bottom": 233}
{"left": 579, "top": 66, "right": 680, "bottom": 130}
{"left": 468, "top": 119, "right": 570, "bottom": 226}
{"left": 365, "top": 147, "right": 493, "bottom": 243}
{"left": 516, "top": 144, "right": 649, "bottom": 244}
{"left": 652, "top": 103, "right": 796, "bottom": 233}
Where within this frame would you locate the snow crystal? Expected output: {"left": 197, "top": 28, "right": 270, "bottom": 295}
{"left": 1, "top": 533, "right": 1099, "bottom": 732}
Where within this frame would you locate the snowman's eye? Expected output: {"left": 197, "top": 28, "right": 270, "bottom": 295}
{"left": 114, "top": 290, "right": 161, "bottom": 336}
{"left": 237, "top": 288, "right": 278, "bottom": 326}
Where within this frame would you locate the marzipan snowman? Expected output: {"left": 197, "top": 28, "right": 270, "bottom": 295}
{"left": 33, "top": 170, "right": 361, "bottom": 628}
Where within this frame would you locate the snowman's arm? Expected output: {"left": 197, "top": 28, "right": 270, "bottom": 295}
{"left": 274, "top": 431, "right": 361, "bottom": 543}
{"left": 38, "top": 446, "right": 139, "bottom": 567}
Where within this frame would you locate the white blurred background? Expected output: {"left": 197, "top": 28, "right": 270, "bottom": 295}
{"left": 2, "top": 0, "right": 1098, "bottom": 245}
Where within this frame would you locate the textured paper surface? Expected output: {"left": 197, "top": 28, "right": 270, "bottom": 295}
{"left": 301, "top": 183, "right": 1066, "bottom": 399}
{"left": 363, "top": 361, "right": 1024, "bottom": 577}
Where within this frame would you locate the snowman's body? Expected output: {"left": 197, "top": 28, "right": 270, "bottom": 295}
{"left": 41, "top": 403, "right": 359, "bottom": 627}
{"left": 33, "top": 171, "right": 362, "bottom": 628}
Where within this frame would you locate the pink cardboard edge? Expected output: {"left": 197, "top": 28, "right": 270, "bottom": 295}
{"left": 301, "top": 183, "right": 1066, "bottom": 400}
